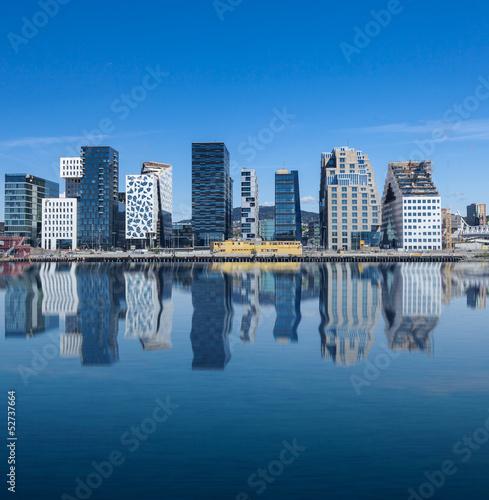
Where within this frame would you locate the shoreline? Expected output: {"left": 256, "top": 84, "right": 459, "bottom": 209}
{"left": 1, "top": 253, "right": 481, "bottom": 264}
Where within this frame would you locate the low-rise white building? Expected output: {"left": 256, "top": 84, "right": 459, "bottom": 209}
{"left": 41, "top": 197, "right": 78, "bottom": 251}
{"left": 381, "top": 161, "right": 442, "bottom": 251}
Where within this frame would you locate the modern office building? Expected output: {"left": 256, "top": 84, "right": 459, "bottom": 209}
{"left": 259, "top": 220, "right": 275, "bottom": 241}
{"left": 275, "top": 169, "right": 302, "bottom": 242}
{"left": 319, "top": 147, "right": 380, "bottom": 250}
{"left": 41, "top": 198, "right": 78, "bottom": 251}
{"left": 191, "top": 142, "right": 233, "bottom": 246}
{"left": 60, "top": 157, "right": 83, "bottom": 198}
{"left": 4, "top": 173, "right": 59, "bottom": 246}
{"left": 241, "top": 168, "right": 259, "bottom": 240}
{"left": 172, "top": 222, "right": 192, "bottom": 247}
{"left": 467, "top": 203, "right": 487, "bottom": 226}
{"left": 380, "top": 161, "right": 441, "bottom": 251}
{"left": 307, "top": 221, "right": 321, "bottom": 247}
{"left": 126, "top": 162, "right": 172, "bottom": 248}
{"left": 78, "top": 146, "right": 120, "bottom": 250}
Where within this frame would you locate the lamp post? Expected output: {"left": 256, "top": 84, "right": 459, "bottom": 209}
{"left": 98, "top": 229, "right": 101, "bottom": 251}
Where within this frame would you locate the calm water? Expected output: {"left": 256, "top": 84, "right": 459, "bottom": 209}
{"left": 1, "top": 261, "right": 489, "bottom": 500}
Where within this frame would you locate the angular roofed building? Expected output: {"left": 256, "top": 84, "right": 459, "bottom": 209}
{"left": 380, "top": 161, "right": 441, "bottom": 251}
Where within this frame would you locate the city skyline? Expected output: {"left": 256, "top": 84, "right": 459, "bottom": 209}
{"left": 2, "top": 2, "right": 489, "bottom": 221}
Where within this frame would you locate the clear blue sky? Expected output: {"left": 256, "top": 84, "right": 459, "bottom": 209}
{"left": 1, "top": 0, "right": 489, "bottom": 221}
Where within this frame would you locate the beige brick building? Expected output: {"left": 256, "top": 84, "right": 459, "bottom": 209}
{"left": 319, "top": 147, "right": 381, "bottom": 250}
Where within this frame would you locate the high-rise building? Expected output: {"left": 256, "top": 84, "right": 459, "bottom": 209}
{"left": 259, "top": 220, "right": 275, "bottom": 241}
{"left": 467, "top": 203, "right": 487, "bottom": 226}
{"left": 41, "top": 198, "right": 78, "bottom": 251}
{"left": 125, "top": 162, "right": 172, "bottom": 248}
{"left": 307, "top": 221, "right": 321, "bottom": 247}
{"left": 78, "top": 146, "right": 120, "bottom": 250}
{"left": 191, "top": 142, "right": 233, "bottom": 246}
{"left": 275, "top": 169, "right": 302, "bottom": 242}
{"left": 240, "top": 168, "right": 259, "bottom": 240}
{"left": 60, "top": 157, "right": 83, "bottom": 198}
{"left": 4, "top": 173, "right": 59, "bottom": 246}
{"left": 319, "top": 147, "right": 380, "bottom": 250}
{"left": 380, "top": 161, "right": 441, "bottom": 251}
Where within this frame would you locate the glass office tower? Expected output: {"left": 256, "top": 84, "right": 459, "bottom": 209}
{"left": 78, "top": 146, "right": 119, "bottom": 250}
{"left": 191, "top": 142, "right": 233, "bottom": 246}
{"left": 4, "top": 173, "right": 59, "bottom": 246}
{"left": 275, "top": 169, "right": 302, "bottom": 242}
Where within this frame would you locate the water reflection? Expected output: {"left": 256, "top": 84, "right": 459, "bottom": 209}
{"left": 2, "top": 262, "right": 488, "bottom": 369}
{"left": 125, "top": 265, "right": 174, "bottom": 351}
{"left": 2, "top": 264, "right": 58, "bottom": 338}
{"left": 380, "top": 263, "right": 441, "bottom": 355}
{"left": 190, "top": 266, "right": 233, "bottom": 370}
{"left": 319, "top": 263, "right": 380, "bottom": 366}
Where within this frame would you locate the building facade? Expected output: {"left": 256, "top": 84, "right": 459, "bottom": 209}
{"left": 125, "top": 162, "right": 172, "bottom": 248}
{"left": 41, "top": 198, "right": 78, "bottom": 251}
{"left": 78, "top": 146, "right": 120, "bottom": 250}
{"left": 467, "top": 203, "right": 487, "bottom": 226}
{"left": 60, "top": 157, "right": 83, "bottom": 198}
{"left": 275, "top": 169, "right": 302, "bottom": 242}
{"left": 4, "top": 173, "right": 59, "bottom": 246}
{"left": 319, "top": 147, "right": 380, "bottom": 251}
{"left": 241, "top": 169, "right": 259, "bottom": 240}
{"left": 172, "top": 222, "right": 192, "bottom": 247}
{"left": 307, "top": 221, "right": 321, "bottom": 247}
{"left": 259, "top": 220, "right": 275, "bottom": 241}
{"left": 381, "top": 161, "right": 441, "bottom": 251}
{"left": 192, "top": 142, "right": 233, "bottom": 246}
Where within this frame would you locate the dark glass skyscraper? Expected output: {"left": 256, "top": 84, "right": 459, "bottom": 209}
{"left": 191, "top": 142, "right": 233, "bottom": 246}
{"left": 78, "top": 146, "right": 119, "bottom": 249}
{"left": 4, "top": 173, "right": 59, "bottom": 245}
{"left": 275, "top": 169, "right": 302, "bottom": 242}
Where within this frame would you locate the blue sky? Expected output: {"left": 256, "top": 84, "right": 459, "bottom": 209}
{"left": 1, "top": 0, "right": 489, "bottom": 221}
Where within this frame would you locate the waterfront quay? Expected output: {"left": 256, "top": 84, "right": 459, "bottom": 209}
{"left": 0, "top": 249, "right": 475, "bottom": 264}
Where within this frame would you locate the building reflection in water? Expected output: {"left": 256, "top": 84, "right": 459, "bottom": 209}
{"left": 381, "top": 263, "right": 441, "bottom": 355}
{"left": 441, "top": 263, "right": 489, "bottom": 309}
{"left": 319, "top": 263, "right": 380, "bottom": 365}
{"left": 77, "top": 264, "right": 125, "bottom": 366}
{"left": 3, "top": 263, "right": 58, "bottom": 339}
{"left": 124, "top": 264, "right": 174, "bottom": 350}
{"left": 274, "top": 270, "right": 302, "bottom": 344}
{"left": 39, "top": 262, "right": 81, "bottom": 357}
{"left": 190, "top": 265, "right": 233, "bottom": 370}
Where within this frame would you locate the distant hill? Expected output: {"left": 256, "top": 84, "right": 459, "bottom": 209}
{"left": 177, "top": 206, "right": 319, "bottom": 224}
{"left": 232, "top": 206, "right": 319, "bottom": 224}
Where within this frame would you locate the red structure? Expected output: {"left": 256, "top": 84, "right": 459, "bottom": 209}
{"left": 0, "top": 237, "right": 31, "bottom": 257}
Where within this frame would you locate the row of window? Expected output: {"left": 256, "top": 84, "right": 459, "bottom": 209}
{"left": 331, "top": 225, "right": 370, "bottom": 231}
